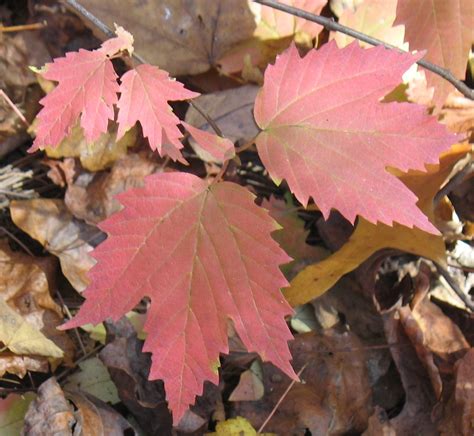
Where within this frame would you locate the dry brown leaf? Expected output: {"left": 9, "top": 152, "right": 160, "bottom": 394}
{"left": 382, "top": 311, "right": 438, "bottom": 434}
{"left": 65, "top": 153, "right": 159, "bottom": 224}
{"left": 232, "top": 330, "right": 372, "bottom": 434}
{"left": 99, "top": 318, "right": 172, "bottom": 434}
{"left": 440, "top": 91, "right": 474, "bottom": 134}
{"left": 262, "top": 196, "right": 328, "bottom": 277}
{"left": 363, "top": 406, "right": 396, "bottom": 436}
{"left": 65, "top": 391, "right": 133, "bottom": 434}
{"left": 22, "top": 378, "right": 75, "bottom": 435}
{"left": 0, "top": 243, "right": 74, "bottom": 376}
{"left": 80, "top": 0, "right": 256, "bottom": 76}
{"left": 229, "top": 360, "right": 264, "bottom": 402}
{"left": 22, "top": 377, "right": 133, "bottom": 435}
{"left": 185, "top": 85, "right": 259, "bottom": 144}
{"left": 10, "top": 199, "right": 99, "bottom": 292}
{"left": 452, "top": 348, "right": 474, "bottom": 435}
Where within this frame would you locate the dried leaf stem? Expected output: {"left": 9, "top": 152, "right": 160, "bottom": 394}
{"left": 253, "top": 0, "right": 474, "bottom": 101}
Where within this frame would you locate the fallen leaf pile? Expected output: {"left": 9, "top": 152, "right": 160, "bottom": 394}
{"left": 0, "top": 0, "right": 473, "bottom": 434}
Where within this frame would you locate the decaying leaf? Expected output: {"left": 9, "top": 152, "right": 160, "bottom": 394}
{"left": 10, "top": 199, "right": 99, "bottom": 292}
{"left": 232, "top": 331, "right": 372, "bottom": 434}
{"left": 0, "top": 243, "right": 74, "bottom": 376}
{"left": 440, "top": 91, "right": 474, "bottom": 134}
{"left": 382, "top": 311, "right": 438, "bottom": 434}
{"left": 286, "top": 143, "right": 469, "bottom": 306}
{"left": 64, "top": 357, "right": 120, "bottom": 405}
{"left": 22, "top": 378, "right": 75, "bottom": 435}
{"left": 62, "top": 172, "right": 296, "bottom": 423}
{"left": 185, "top": 85, "right": 260, "bottom": 144}
{"left": 229, "top": 360, "right": 264, "bottom": 402}
{"left": 208, "top": 416, "right": 273, "bottom": 436}
{"left": 98, "top": 317, "right": 172, "bottom": 434}
{"left": 44, "top": 123, "right": 138, "bottom": 172}
{"left": 65, "top": 152, "right": 159, "bottom": 224}
{"left": 254, "top": 42, "right": 455, "bottom": 232}
{"left": 23, "top": 377, "right": 133, "bottom": 435}
{"left": 262, "top": 196, "right": 327, "bottom": 264}
{"left": 80, "top": 0, "right": 257, "bottom": 76}
{"left": 446, "top": 348, "right": 474, "bottom": 435}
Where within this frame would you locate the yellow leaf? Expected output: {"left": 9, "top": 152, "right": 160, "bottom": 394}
{"left": 44, "top": 124, "right": 137, "bottom": 172}
{"left": 206, "top": 416, "right": 275, "bottom": 436}
{"left": 0, "top": 299, "right": 63, "bottom": 358}
{"left": 285, "top": 143, "right": 471, "bottom": 306}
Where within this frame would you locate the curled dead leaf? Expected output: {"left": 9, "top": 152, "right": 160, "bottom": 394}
{"left": 0, "top": 243, "right": 74, "bottom": 376}
{"left": 64, "top": 153, "right": 159, "bottom": 224}
{"left": 10, "top": 199, "right": 100, "bottom": 292}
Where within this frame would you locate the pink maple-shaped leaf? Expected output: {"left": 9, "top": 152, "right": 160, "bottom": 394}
{"left": 61, "top": 172, "right": 296, "bottom": 423}
{"left": 117, "top": 64, "right": 199, "bottom": 159}
{"left": 254, "top": 41, "right": 456, "bottom": 234}
{"left": 31, "top": 49, "right": 119, "bottom": 151}
{"left": 182, "top": 122, "right": 235, "bottom": 163}
{"left": 395, "top": 0, "right": 472, "bottom": 106}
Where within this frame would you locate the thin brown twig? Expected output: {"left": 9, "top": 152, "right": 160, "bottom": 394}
{"left": 56, "top": 291, "right": 87, "bottom": 356}
{"left": 0, "top": 22, "right": 46, "bottom": 33}
{"left": 258, "top": 363, "right": 308, "bottom": 433}
{"left": 253, "top": 0, "right": 474, "bottom": 101}
{"left": 56, "top": 343, "right": 104, "bottom": 383}
{"left": 0, "top": 90, "right": 29, "bottom": 126}
{"left": 0, "top": 227, "right": 34, "bottom": 256}
{"left": 434, "top": 160, "right": 473, "bottom": 206}
{"left": 235, "top": 136, "right": 257, "bottom": 154}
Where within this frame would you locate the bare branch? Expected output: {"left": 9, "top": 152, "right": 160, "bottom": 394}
{"left": 253, "top": 0, "right": 474, "bottom": 101}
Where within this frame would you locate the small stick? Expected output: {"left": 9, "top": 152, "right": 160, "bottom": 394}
{"left": 56, "top": 290, "right": 87, "bottom": 356}
{"left": 258, "top": 363, "right": 308, "bottom": 433}
{"left": 253, "top": 0, "right": 474, "bottom": 101}
{"left": 0, "top": 22, "right": 46, "bottom": 33}
{"left": 0, "top": 90, "right": 29, "bottom": 126}
{"left": 0, "top": 227, "right": 34, "bottom": 256}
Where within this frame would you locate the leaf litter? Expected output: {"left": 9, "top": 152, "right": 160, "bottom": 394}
{"left": 0, "top": 0, "right": 473, "bottom": 434}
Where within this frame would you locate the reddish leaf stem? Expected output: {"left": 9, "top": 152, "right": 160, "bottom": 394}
{"left": 253, "top": 0, "right": 474, "bottom": 101}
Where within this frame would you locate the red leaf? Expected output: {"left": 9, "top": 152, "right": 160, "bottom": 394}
{"left": 182, "top": 122, "right": 235, "bottom": 163}
{"left": 61, "top": 173, "right": 296, "bottom": 423}
{"left": 117, "top": 64, "right": 199, "bottom": 159}
{"left": 31, "top": 50, "right": 119, "bottom": 151}
{"left": 254, "top": 42, "right": 456, "bottom": 233}
{"left": 395, "top": 0, "right": 472, "bottom": 106}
